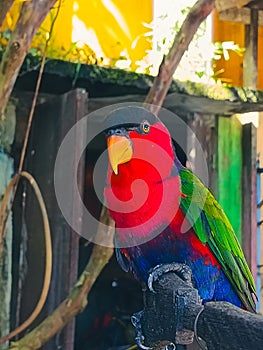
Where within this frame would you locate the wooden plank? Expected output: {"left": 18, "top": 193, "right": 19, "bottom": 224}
{"left": 216, "top": 0, "right": 252, "bottom": 13}
{"left": 89, "top": 93, "right": 263, "bottom": 118}
{"left": 14, "top": 58, "right": 263, "bottom": 109}
{"left": 217, "top": 116, "right": 242, "bottom": 241}
{"left": 216, "top": 1, "right": 263, "bottom": 12}
{"left": 244, "top": 9, "right": 259, "bottom": 89}
{"left": 246, "top": 0, "right": 263, "bottom": 10}
{"left": 187, "top": 113, "right": 217, "bottom": 192}
{"left": 218, "top": 7, "right": 263, "bottom": 25}
{"left": 16, "top": 89, "right": 88, "bottom": 350}
{"left": 242, "top": 123, "right": 257, "bottom": 279}
{"left": 53, "top": 89, "right": 88, "bottom": 349}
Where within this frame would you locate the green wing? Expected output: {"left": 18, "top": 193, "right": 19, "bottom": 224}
{"left": 179, "top": 168, "right": 256, "bottom": 312}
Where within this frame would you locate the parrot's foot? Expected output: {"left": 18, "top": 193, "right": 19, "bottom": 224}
{"left": 148, "top": 263, "right": 192, "bottom": 292}
{"left": 131, "top": 311, "right": 152, "bottom": 350}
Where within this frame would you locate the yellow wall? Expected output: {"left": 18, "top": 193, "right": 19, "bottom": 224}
{"left": 1, "top": 0, "right": 152, "bottom": 68}
{"left": 213, "top": 10, "right": 263, "bottom": 90}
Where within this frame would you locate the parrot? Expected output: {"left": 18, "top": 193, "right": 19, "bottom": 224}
{"left": 103, "top": 105, "right": 256, "bottom": 313}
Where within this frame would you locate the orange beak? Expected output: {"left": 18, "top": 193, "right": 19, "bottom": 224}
{"left": 107, "top": 135, "right": 133, "bottom": 175}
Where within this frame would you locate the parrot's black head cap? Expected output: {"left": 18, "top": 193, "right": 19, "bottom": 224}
{"left": 103, "top": 106, "right": 159, "bottom": 132}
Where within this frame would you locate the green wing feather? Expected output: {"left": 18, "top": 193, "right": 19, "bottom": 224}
{"left": 179, "top": 168, "right": 256, "bottom": 312}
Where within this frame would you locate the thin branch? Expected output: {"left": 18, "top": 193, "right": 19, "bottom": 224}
{"left": 144, "top": 0, "right": 216, "bottom": 115}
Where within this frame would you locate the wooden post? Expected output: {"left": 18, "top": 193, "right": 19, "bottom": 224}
{"left": 242, "top": 123, "right": 257, "bottom": 280}
{"left": 187, "top": 113, "right": 217, "bottom": 193}
{"left": 13, "top": 89, "right": 88, "bottom": 350}
{"left": 217, "top": 116, "right": 242, "bottom": 242}
{"left": 243, "top": 9, "right": 258, "bottom": 89}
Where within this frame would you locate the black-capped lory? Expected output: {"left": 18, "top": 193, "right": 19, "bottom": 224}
{"left": 104, "top": 106, "right": 256, "bottom": 312}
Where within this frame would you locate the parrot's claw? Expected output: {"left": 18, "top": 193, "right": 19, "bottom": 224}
{"left": 131, "top": 311, "right": 152, "bottom": 350}
{"left": 148, "top": 262, "right": 192, "bottom": 292}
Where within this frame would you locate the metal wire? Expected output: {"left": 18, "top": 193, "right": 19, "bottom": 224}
{"left": 194, "top": 306, "right": 206, "bottom": 350}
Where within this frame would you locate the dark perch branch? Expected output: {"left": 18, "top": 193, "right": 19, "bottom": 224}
{"left": 140, "top": 272, "right": 263, "bottom": 350}
{"left": 185, "top": 302, "right": 263, "bottom": 350}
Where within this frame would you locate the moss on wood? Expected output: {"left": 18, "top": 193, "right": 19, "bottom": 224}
{"left": 16, "top": 55, "right": 263, "bottom": 105}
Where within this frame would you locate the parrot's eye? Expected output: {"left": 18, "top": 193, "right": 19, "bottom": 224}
{"left": 141, "top": 121, "right": 150, "bottom": 134}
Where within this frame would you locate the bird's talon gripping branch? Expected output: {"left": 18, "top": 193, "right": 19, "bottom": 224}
{"left": 131, "top": 311, "right": 152, "bottom": 350}
{"left": 148, "top": 263, "right": 192, "bottom": 292}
